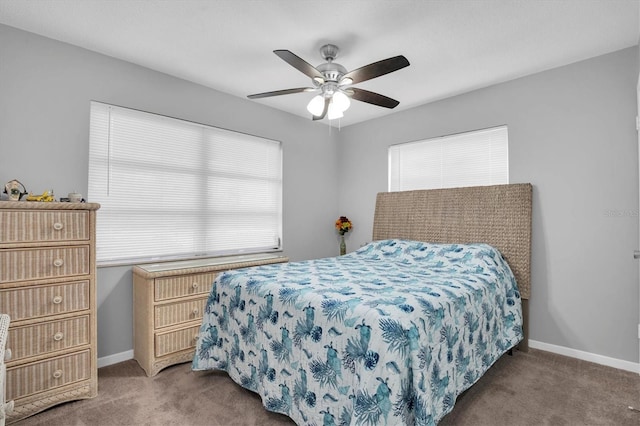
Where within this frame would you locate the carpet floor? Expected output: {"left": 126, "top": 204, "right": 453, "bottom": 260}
{"left": 10, "top": 348, "right": 640, "bottom": 426}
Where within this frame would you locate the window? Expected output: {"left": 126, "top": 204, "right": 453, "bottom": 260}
{"left": 88, "top": 102, "right": 282, "bottom": 265}
{"left": 388, "top": 126, "right": 508, "bottom": 191}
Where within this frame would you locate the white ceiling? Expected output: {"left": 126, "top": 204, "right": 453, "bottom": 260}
{"left": 0, "top": 0, "right": 638, "bottom": 127}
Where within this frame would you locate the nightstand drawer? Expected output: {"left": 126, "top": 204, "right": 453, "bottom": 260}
{"left": 0, "top": 210, "right": 89, "bottom": 244}
{"left": 155, "top": 325, "right": 200, "bottom": 357}
{"left": 0, "top": 281, "right": 90, "bottom": 322}
{"left": 0, "top": 246, "right": 90, "bottom": 283}
{"left": 154, "top": 272, "right": 217, "bottom": 301}
{"left": 154, "top": 298, "right": 206, "bottom": 329}
{"left": 6, "top": 350, "right": 91, "bottom": 400}
{"left": 7, "top": 316, "right": 90, "bottom": 362}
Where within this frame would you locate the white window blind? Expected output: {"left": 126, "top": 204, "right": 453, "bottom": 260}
{"left": 88, "top": 102, "right": 282, "bottom": 265}
{"left": 388, "top": 126, "right": 508, "bottom": 191}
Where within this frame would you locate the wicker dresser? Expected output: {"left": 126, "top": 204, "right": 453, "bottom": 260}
{"left": 133, "top": 254, "right": 288, "bottom": 377}
{"left": 0, "top": 201, "right": 100, "bottom": 423}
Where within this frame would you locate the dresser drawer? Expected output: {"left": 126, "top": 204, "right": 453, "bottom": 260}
{"left": 0, "top": 246, "right": 90, "bottom": 283}
{"left": 154, "top": 272, "right": 216, "bottom": 302}
{"left": 7, "top": 316, "right": 90, "bottom": 362}
{"left": 154, "top": 298, "right": 206, "bottom": 329}
{"left": 0, "top": 210, "right": 89, "bottom": 244}
{"left": 6, "top": 350, "right": 91, "bottom": 400}
{"left": 0, "top": 280, "right": 90, "bottom": 322}
{"left": 155, "top": 325, "right": 200, "bottom": 357}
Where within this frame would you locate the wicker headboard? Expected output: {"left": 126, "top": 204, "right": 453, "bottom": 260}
{"left": 372, "top": 183, "right": 532, "bottom": 299}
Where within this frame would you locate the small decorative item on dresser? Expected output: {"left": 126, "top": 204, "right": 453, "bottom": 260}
{"left": 2, "top": 180, "right": 27, "bottom": 201}
{"left": 25, "top": 190, "right": 55, "bottom": 202}
{"left": 335, "top": 216, "right": 352, "bottom": 255}
{"left": 68, "top": 192, "right": 82, "bottom": 203}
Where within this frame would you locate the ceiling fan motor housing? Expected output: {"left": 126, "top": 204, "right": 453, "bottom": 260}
{"left": 317, "top": 44, "right": 347, "bottom": 83}
{"left": 316, "top": 62, "right": 347, "bottom": 83}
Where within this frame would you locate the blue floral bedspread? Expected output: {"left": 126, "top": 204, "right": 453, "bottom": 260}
{"left": 192, "top": 239, "right": 523, "bottom": 425}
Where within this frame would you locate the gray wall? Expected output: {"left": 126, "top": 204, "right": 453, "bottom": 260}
{"left": 0, "top": 24, "right": 341, "bottom": 358}
{"left": 337, "top": 47, "right": 640, "bottom": 364}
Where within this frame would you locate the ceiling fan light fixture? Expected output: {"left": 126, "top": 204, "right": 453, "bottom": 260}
{"left": 327, "top": 103, "right": 344, "bottom": 120}
{"left": 332, "top": 91, "right": 351, "bottom": 112}
{"left": 306, "top": 95, "right": 325, "bottom": 116}
{"left": 312, "top": 76, "right": 325, "bottom": 86}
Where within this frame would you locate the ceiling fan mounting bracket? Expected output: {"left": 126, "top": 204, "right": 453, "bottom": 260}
{"left": 319, "top": 44, "right": 339, "bottom": 61}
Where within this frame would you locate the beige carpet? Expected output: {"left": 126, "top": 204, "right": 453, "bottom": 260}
{"left": 11, "top": 349, "right": 640, "bottom": 426}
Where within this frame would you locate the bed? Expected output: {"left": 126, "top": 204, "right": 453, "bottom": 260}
{"left": 192, "top": 183, "right": 532, "bottom": 425}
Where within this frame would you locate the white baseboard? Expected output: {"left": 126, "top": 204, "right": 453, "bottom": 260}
{"left": 97, "top": 350, "right": 134, "bottom": 368}
{"left": 529, "top": 339, "right": 640, "bottom": 374}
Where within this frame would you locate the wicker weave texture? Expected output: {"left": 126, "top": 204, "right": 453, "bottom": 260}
{"left": 0, "top": 281, "right": 89, "bottom": 322}
{"left": 133, "top": 256, "right": 289, "bottom": 279}
{"left": 155, "top": 325, "right": 200, "bottom": 357}
{"left": 373, "top": 183, "right": 532, "bottom": 299}
{"left": 154, "top": 273, "right": 217, "bottom": 302}
{"left": 153, "top": 298, "right": 207, "bottom": 329}
{"left": 6, "top": 350, "right": 90, "bottom": 400}
{"left": 6, "top": 383, "right": 91, "bottom": 422}
{"left": 0, "top": 315, "right": 8, "bottom": 362}
{"left": 0, "top": 314, "right": 8, "bottom": 426}
{"left": 0, "top": 246, "right": 89, "bottom": 284}
{"left": 0, "top": 211, "right": 89, "bottom": 244}
{"left": 0, "top": 202, "right": 100, "bottom": 212}
{"left": 7, "top": 316, "right": 89, "bottom": 362}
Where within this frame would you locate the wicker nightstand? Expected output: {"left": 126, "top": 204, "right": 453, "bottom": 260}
{"left": 133, "top": 254, "right": 288, "bottom": 376}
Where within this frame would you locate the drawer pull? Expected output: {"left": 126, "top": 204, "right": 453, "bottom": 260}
{"left": 193, "top": 334, "right": 199, "bottom": 341}
{"left": 52, "top": 222, "right": 64, "bottom": 231}
{"left": 52, "top": 369, "right": 63, "bottom": 379}
{"left": 192, "top": 282, "right": 199, "bottom": 289}
{"left": 4, "top": 348, "right": 12, "bottom": 361}
{"left": 5, "top": 400, "right": 13, "bottom": 415}
{"left": 53, "top": 332, "right": 64, "bottom": 341}
{"left": 192, "top": 308, "right": 199, "bottom": 316}
{"left": 53, "top": 258, "right": 64, "bottom": 267}
{"left": 52, "top": 295, "right": 63, "bottom": 304}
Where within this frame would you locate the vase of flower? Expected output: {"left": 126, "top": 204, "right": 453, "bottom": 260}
{"left": 335, "top": 216, "right": 352, "bottom": 256}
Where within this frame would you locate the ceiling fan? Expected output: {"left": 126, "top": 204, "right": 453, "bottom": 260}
{"left": 247, "top": 44, "right": 410, "bottom": 121}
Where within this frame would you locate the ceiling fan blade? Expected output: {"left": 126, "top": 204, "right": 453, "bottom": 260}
{"left": 274, "top": 50, "right": 325, "bottom": 82}
{"left": 342, "top": 55, "right": 410, "bottom": 85}
{"left": 348, "top": 88, "right": 400, "bottom": 109}
{"left": 312, "top": 97, "right": 330, "bottom": 120}
{"left": 247, "top": 87, "right": 315, "bottom": 99}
